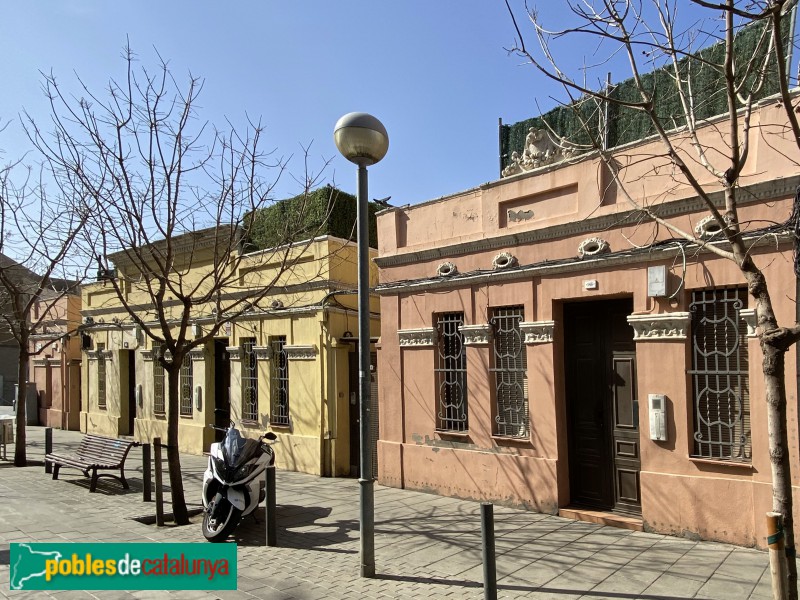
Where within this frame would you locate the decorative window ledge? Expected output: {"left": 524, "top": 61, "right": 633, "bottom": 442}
{"left": 100, "top": 350, "right": 114, "bottom": 360}
{"left": 459, "top": 324, "right": 491, "bottom": 345}
{"left": 740, "top": 309, "right": 758, "bottom": 338}
{"left": 434, "top": 429, "right": 471, "bottom": 440}
{"left": 627, "top": 312, "right": 690, "bottom": 340}
{"left": 141, "top": 350, "right": 154, "bottom": 361}
{"left": 32, "top": 358, "right": 49, "bottom": 367}
{"left": 398, "top": 328, "right": 437, "bottom": 347}
{"left": 285, "top": 345, "right": 318, "bottom": 360}
{"left": 254, "top": 346, "right": 273, "bottom": 360}
{"left": 226, "top": 346, "right": 242, "bottom": 361}
{"left": 520, "top": 321, "right": 555, "bottom": 344}
{"left": 491, "top": 434, "right": 533, "bottom": 445}
{"left": 689, "top": 456, "right": 754, "bottom": 470}
{"left": 85, "top": 350, "right": 99, "bottom": 361}
{"left": 189, "top": 349, "right": 205, "bottom": 362}
{"left": 47, "top": 358, "right": 61, "bottom": 367}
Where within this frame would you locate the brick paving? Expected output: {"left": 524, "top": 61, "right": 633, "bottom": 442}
{"left": 0, "top": 425, "right": 780, "bottom": 599}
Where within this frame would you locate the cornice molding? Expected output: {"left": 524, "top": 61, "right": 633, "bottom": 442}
{"left": 141, "top": 350, "right": 154, "bottom": 361}
{"left": 285, "top": 345, "right": 318, "bottom": 360}
{"left": 459, "top": 324, "right": 491, "bottom": 346}
{"left": 226, "top": 346, "right": 242, "bottom": 361}
{"left": 189, "top": 348, "right": 205, "bottom": 361}
{"left": 398, "top": 328, "right": 437, "bottom": 347}
{"left": 627, "top": 312, "right": 691, "bottom": 341}
{"left": 520, "top": 321, "right": 555, "bottom": 344}
{"left": 375, "top": 175, "right": 800, "bottom": 270}
{"left": 378, "top": 231, "right": 791, "bottom": 295}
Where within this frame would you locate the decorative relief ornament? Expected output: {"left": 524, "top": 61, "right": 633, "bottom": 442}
{"left": 492, "top": 251, "right": 517, "bottom": 270}
{"left": 694, "top": 214, "right": 727, "bottom": 239}
{"left": 398, "top": 328, "right": 437, "bottom": 347}
{"left": 436, "top": 261, "right": 458, "bottom": 277}
{"left": 141, "top": 350, "right": 154, "bottom": 361}
{"left": 501, "top": 128, "right": 580, "bottom": 178}
{"left": 254, "top": 346, "right": 273, "bottom": 360}
{"left": 189, "top": 348, "right": 205, "bottom": 361}
{"left": 740, "top": 309, "right": 758, "bottom": 338}
{"left": 226, "top": 346, "right": 242, "bottom": 361}
{"left": 520, "top": 321, "right": 555, "bottom": 344}
{"left": 285, "top": 345, "right": 318, "bottom": 360}
{"left": 459, "top": 324, "right": 492, "bottom": 345}
{"left": 578, "top": 237, "right": 610, "bottom": 259}
{"left": 627, "top": 313, "right": 691, "bottom": 340}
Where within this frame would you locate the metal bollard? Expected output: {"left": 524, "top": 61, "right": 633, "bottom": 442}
{"left": 265, "top": 466, "right": 277, "bottom": 546}
{"left": 481, "top": 502, "right": 497, "bottom": 600}
{"left": 153, "top": 437, "right": 164, "bottom": 526}
{"left": 142, "top": 443, "right": 152, "bottom": 503}
{"left": 44, "top": 428, "right": 53, "bottom": 474}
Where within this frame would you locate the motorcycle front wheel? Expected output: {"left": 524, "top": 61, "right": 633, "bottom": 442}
{"left": 202, "top": 497, "right": 242, "bottom": 543}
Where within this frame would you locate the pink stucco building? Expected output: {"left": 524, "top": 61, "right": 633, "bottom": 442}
{"left": 375, "top": 99, "right": 799, "bottom": 548}
{"left": 29, "top": 291, "right": 82, "bottom": 430}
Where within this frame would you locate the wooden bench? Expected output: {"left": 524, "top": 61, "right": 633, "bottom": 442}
{"left": 45, "top": 434, "right": 136, "bottom": 492}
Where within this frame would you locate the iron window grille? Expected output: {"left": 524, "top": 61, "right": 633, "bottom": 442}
{"left": 689, "top": 287, "right": 751, "bottom": 461}
{"left": 179, "top": 354, "right": 193, "bottom": 417}
{"left": 490, "top": 306, "right": 529, "bottom": 438}
{"left": 97, "top": 343, "right": 106, "bottom": 410}
{"left": 270, "top": 336, "right": 289, "bottom": 426}
{"left": 153, "top": 349, "right": 165, "bottom": 415}
{"left": 242, "top": 338, "right": 258, "bottom": 422}
{"left": 435, "top": 312, "right": 468, "bottom": 432}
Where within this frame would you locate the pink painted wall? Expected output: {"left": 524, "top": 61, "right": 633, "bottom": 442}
{"left": 376, "top": 101, "right": 800, "bottom": 548}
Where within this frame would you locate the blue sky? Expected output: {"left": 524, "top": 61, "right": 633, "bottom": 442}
{"left": 0, "top": 2, "right": 582, "bottom": 207}
{"left": 0, "top": 2, "right": 765, "bottom": 209}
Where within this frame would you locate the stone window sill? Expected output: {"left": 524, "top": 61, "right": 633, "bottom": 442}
{"left": 689, "top": 456, "right": 754, "bottom": 470}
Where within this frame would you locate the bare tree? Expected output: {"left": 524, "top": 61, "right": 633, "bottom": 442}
{"left": 25, "top": 46, "right": 339, "bottom": 524}
{"left": 0, "top": 160, "right": 89, "bottom": 466}
{"left": 505, "top": 0, "right": 800, "bottom": 596}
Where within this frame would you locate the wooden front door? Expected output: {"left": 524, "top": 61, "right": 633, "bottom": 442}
{"left": 213, "top": 339, "right": 231, "bottom": 441}
{"left": 564, "top": 298, "right": 641, "bottom": 515}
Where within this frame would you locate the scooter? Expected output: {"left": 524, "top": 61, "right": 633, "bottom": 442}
{"left": 201, "top": 422, "right": 277, "bottom": 542}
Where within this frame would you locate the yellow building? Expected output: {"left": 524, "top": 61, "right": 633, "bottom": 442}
{"left": 79, "top": 234, "right": 379, "bottom": 477}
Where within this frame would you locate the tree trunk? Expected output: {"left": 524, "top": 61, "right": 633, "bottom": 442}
{"left": 166, "top": 364, "right": 189, "bottom": 525}
{"left": 763, "top": 340, "right": 798, "bottom": 598}
{"left": 14, "top": 347, "right": 29, "bottom": 467}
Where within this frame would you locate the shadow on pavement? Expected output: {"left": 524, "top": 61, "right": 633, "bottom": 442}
{"left": 229, "top": 505, "right": 358, "bottom": 552}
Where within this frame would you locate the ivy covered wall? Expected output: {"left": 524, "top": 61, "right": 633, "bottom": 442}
{"left": 243, "top": 186, "right": 379, "bottom": 252}
{"left": 500, "top": 15, "right": 791, "bottom": 172}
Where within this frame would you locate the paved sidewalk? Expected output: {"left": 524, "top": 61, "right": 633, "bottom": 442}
{"left": 0, "top": 426, "right": 777, "bottom": 599}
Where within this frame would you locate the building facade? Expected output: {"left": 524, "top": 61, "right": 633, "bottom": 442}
{"left": 79, "top": 236, "right": 379, "bottom": 477}
{"left": 375, "top": 100, "right": 799, "bottom": 548}
{"left": 29, "top": 292, "right": 82, "bottom": 430}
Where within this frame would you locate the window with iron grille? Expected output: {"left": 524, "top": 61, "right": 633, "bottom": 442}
{"left": 180, "top": 354, "right": 193, "bottom": 417}
{"left": 97, "top": 343, "right": 106, "bottom": 410}
{"left": 153, "top": 349, "right": 165, "bottom": 415}
{"left": 270, "top": 336, "right": 289, "bottom": 426}
{"left": 690, "top": 288, "right": 750, "bottom": 461}
{"left": 435, "top": 312, "right": 468, "bottom": 432}
{"left": 242, "top": 338, "right": 258, "bottom": 422}
{"left": 490, "top": 306, "right": 528, "bottom": 438}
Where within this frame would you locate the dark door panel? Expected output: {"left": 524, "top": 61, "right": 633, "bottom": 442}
{"left": 565, "top": 299, "right": 640, "bottom": 515}
{"left": 213, "top": 339, "right": 230, "bottom": 442}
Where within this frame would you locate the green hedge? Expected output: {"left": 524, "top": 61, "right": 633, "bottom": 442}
{"left": 501, "top": 15, "right": 790, "bottom": 170}
{"left": 243, "top": 186, "right": 379, "bottom": 252}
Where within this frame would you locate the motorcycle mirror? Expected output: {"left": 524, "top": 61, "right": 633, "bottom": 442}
{"left": 264, "top": 431, "right": 278, "bottom": 441}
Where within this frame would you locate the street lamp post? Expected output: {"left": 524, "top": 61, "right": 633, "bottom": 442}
{"left": 333, "top": 112, "right": 388, "bottom": 578}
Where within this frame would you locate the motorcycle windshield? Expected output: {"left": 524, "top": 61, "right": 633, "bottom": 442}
{"left": 221, "top": 427, "right": 261, "bottom": 469}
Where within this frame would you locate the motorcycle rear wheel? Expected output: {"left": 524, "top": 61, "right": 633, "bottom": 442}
{"left": 202, "top": 498, "right": 242, "bottom": 543}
